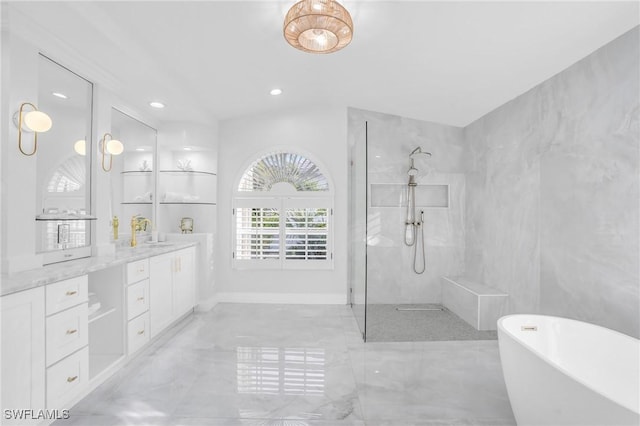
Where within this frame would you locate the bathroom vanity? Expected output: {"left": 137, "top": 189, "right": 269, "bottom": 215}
{"left": 0, "top": 242, "right": 197, "bottom": 425}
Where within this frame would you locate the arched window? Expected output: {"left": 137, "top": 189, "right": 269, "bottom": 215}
{"left": 233, "top": 151, "right": 333, "bottom": 270}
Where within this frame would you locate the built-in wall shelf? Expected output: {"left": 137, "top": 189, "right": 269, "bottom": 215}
{"left": 160, "top": 202, "right": 216, "bottom": 205}
{"left": 121, "top": 170, "right": 153, "bottom": 174}
{"left": 35, "top": 216, "right": 97, "bottom": 221}
{"left": 88, "top": 306, "right": 116, "bottom": 324}
{"left": 121, "top": 202, "right": 153, "bottom": 205}
{"left": 160, "top": 170, "right": 216, "bottom": 176}
{"left": 156, "top": 143, "right": 217, "bottom": 234}
{"left": 370, "top": 183, "right": 449, "bottom": 208}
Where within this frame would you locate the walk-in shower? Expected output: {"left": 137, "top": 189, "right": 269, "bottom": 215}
{"left": 404, "top": 147, "right": 431, "bottom": 274}
{"left": 349, "top": 116, "right": 497, "bottom": 342}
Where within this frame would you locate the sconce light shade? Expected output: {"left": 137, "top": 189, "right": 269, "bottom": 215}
{"left": 284, "top": 0, "right": 353, "bottom": 54}
{"left": 15, "top": 102, "right": 52, "bottom": 156}
{"left": 100, "top": 132, "right": 123, "bottom": 172}
{"left": 24, "top": 110, "right": 53, "bottom": 132}
{"left": 74, "top": 139, "right": 86, "bottom": 156}
{"left": 106, "top": 139, "right": 124, "bottom": 155}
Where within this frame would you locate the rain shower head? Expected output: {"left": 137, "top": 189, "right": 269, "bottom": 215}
{"left": 407, "top": 147, "right": 432, "bottom": 179}
{"left": 410, "top": 147, "right": 432, "bottom": 158}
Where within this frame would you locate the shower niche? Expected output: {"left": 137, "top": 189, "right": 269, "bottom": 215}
{"left": 370, "top": 184, "right": 449, "bottom": 208}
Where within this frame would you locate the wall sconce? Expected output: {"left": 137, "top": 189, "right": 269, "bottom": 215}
{"left": 74, "top": 140, "right": 86, "bottom": 156}
{"left": 14, "top": 102, "right": 53, "bottom": 156}
{"left": 100, "top": 132, "right": 124, "bottom": 171}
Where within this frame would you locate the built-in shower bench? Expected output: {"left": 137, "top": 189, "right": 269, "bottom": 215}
{"left": 441, "top": 276, "right": 508, "bottom": 331}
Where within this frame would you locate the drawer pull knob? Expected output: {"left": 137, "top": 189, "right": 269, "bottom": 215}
{"left": 67, "top": 376, "right": 78, "bottom": 383}
{"left": 66, "top": 291, "right": 77, "bottom": 296}
{"left": 137, "top": 330, "right": 145, "bottom": 335}
{"left": 66, "top": 329, "right": 78, "bottom": 335}
{"left": 137, "top": 297, "right": 145, "bottom": 301}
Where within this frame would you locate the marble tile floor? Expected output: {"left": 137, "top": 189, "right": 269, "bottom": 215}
{"left": 54, "top": 304, "right": 516, "bottom": 426}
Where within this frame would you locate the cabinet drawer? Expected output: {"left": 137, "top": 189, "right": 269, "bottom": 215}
{"left": 46, "top": 303, "right": 88, "bottom": 366}
{"left": 46, "top": 275, "right": 88, "bottom": 315}
{"left": 127, "top": 279, "right": 149, "bottom": 320}
{"left": 46, "top": 346, "right": 88, "bottom": 410}
{"left": 127, "top": 312, "right": 150, "bottom": 355}
{"left": 127, "top": 259, "right": 149, "bottom": 285}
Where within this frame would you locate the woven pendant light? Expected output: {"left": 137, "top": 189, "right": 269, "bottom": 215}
{"left": 284, "top": 0, "right": 353, "bottom": 54}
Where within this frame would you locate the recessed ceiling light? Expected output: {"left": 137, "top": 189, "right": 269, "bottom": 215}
{"left": 136, "top": 148, "right": 145, "bottom": 152}
{"left": 149, "top": 101, "right": 165, "bottom": 109}
{"left": 52, "top": 92, "right": 67, "bottom": 99}
{"left": 183, "top": 147, "right": 192, "bottom": 151}
{"left": 270, "top": 88, "right": 282, "bottom": 96}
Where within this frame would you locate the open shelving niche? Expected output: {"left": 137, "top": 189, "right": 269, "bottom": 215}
{"left": 87, "top": 266, "right": 125, "bottom": 381}
{"left": 156, "top": 146, "right": 217, "bottom": 234}
{"left": 112, "top": 150, "right": 156, "bottom": 239}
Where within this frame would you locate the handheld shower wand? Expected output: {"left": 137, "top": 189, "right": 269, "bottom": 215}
{"left": 404, "top": 147, "right": 430, "bottom": 273}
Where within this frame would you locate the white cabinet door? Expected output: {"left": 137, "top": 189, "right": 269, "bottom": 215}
{"left": 45, "top": 303, "right": 88, "bottom": 366}
{"left": 1, "top": 287, "right": 45, "bottom": 424}
{"left": 173, "top": 247, "right": 195, "bottom": 319}
{"left": 149, "top": 253, "right": 174, "bottom": 338}
{"left": 126, "top": 279, "right": 149, "bottom": 321}
{"left": 45, "top": 346, "right": 88, "bottom": 411}
{"left": 45, "top": 275, "right": 88, "bottom": 315}
{"left": 127, "top": 312, "right": 150, "bottom": 355}
{"left": 127, "top": 259, "right": 149, "bottom": 285}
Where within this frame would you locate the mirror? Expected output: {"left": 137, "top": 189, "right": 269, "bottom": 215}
{"left": 110, "top": 108, "right": 157, "bottom": 245}
{"left": 35, "top": 55, "right": 94, "bottom": 264}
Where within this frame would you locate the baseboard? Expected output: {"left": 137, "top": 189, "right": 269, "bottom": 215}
{"left": 195, "top": 296, "right": 218, "bottom": 312}
{"left": 215, "top": 292, "right": 347, "bottom": 305}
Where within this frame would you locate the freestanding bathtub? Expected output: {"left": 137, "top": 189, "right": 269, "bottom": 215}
{"left": 498, "top": 314, "right": 639, "bottom": 426}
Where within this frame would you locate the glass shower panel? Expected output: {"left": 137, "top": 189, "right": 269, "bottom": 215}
{"left": 348, "top": 118, "right": 368, "bottom": 339}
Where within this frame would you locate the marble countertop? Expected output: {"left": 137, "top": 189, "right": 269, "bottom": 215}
{"left": 0, "top": 241, "right": 198, "bottom": 297}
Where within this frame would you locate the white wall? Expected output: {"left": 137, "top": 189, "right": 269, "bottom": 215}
{"left": 1, "top": 30, "right": 42, "bottom": 273}
{"left": 216, "top": 106, "right": 348, "bottom": 304}
{"left": 465, "top": 27, "right": 639, "bottom": 337}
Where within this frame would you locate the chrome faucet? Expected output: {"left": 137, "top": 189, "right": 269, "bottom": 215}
{"left": 130, "top": 215, "right": 152, "bottom": 247}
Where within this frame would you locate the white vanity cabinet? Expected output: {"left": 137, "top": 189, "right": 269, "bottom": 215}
{"left": 44, "top": 275, "right": 89, "bottom": 410}
{"left": 1, "top": 276, "right": 89, "bottom": 424}
{"left": 173, "top": 247, "right": 195, "bottom": 319}
{"left": 126, "top": 259, "right": 150, "bottom": 354}
{"left": 0, "top": 244, "right": 197, "bottom": 425}
{"left": 1, "top": 287, "right": 46, "bottom": 426}
{"left": 149, "top": 247, "right": 195, "bottom": 338}
{"left": 149, "top": 253, "right": 174, "bottom": 338}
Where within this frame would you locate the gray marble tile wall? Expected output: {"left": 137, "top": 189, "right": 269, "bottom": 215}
{"left": 348, "top": 109, "right": 466, "bottom": 305}
{"left": 465, "top": 27, "right": 640, "bottom": 337}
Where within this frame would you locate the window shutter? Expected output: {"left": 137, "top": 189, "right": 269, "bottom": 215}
{"left": 285, "top": 207, "right": 328, "bottom": 261}
{"left": 233, "top": 151, "right": 333, "bottom": 271}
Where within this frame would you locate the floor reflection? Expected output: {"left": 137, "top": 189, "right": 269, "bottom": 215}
{"left": 236, "top": 347, "right": 325, "bottom": 396}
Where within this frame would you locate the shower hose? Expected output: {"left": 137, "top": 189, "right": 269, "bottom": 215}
{"left": 405, "top": 186, "right": 426, "bottom": 274}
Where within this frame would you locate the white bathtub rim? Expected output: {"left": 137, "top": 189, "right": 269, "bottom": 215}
{"left": 497, "top": 313, "right": 640, "bottom": 415}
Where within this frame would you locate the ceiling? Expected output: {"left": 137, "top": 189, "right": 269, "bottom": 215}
{"left": 8, "top": 1, "right": 640, "bottom": 127}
